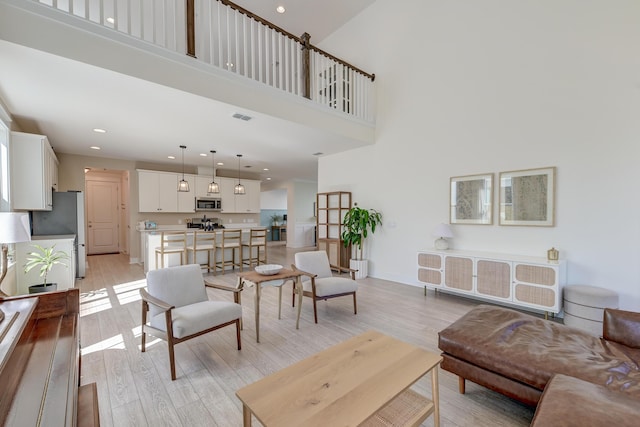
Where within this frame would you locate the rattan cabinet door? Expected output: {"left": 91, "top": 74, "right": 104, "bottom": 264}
{"left": 444, "top": 256, "right": 473, "bottom": 292}
{"left": 417, "top": 252, "right": 443, "bottom": 287}
{"left": 513, "top": 263, "right": 559, "bottom": 310}
{"left": 476, "top": 259, "right": 512, "bottom": 300}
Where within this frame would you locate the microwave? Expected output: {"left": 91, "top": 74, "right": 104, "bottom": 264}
{"left": 195, "top": 197, "right": 222, "bottom": 211}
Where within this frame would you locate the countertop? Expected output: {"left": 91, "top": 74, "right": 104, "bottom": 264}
{"left": 30, "top": 234, "right": 76, "bottom": 241}
{"left": 137, "top": 224, "right": 262, "bottom": 233}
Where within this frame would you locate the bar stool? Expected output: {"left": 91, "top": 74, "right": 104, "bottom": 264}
{"left": 154, "top": 231, "right": 187, "bottom": 269}
{"left": 215, "top": 229, "right": 242, "bottom": 272}
{"left": 242, "top": 228, "right": 267, "bottom": 268}
{"left": 186, "top": 230, "right": 217, "bottom": 273}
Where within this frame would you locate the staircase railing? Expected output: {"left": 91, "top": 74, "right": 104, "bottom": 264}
{"left": 30, "top": 0, "right": 375, "bottom": 122}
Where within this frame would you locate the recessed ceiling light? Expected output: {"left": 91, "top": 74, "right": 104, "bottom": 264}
{"left": 93, "top": 128, "right": 106, "bottom": 133}
{"left": 266, "top": 177, "right": 272, "bottom": 180}
{"left": 263, "top": 168, "right": 269, "bottom": 171}
{"left": 226, "top": 62, "right": 234, "bottom": 68}
{"left": 276, "top": 5, "right": 285, "bottom": 13}
{"left": 168, "top": 155, "right": 176, "bottom": 159}
{"left": 217, "top": 162, "right": 224, "bottom": 166}
{"left": 106, "top": 17, "right": 115, "bottom": 24}
{"left": 200, "top": 153, "right": 207, "bottom": 157}
{"left": 90, "top": 146, "right": 101, "bottom": 150}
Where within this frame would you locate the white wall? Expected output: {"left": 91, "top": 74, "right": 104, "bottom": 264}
{"left": 260, "top": 189, "right": 287, "bottom": 209}
{"left": 292, "top": 181, "right": 317, "bottom": 224}
{"left": 319, "top": 0, "right": 640, "bottom": 309}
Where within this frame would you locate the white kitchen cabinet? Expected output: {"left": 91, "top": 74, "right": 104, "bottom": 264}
{"left": 16, "top": 235, "right": 76, "bottom": 295}
{"left": 195, "top": 175, "right": 220, "bottom": 198}
{"left": 417, "top": 249, "right": 566, "bottom": 314}
{"left": 234, "top": 179, "right": 261, "bottom": 213}
{"left": 218, "top": 177, "right": 236, "bottom": 213}
{"left": 292, "top": 224, "right": 315, "bottom": 248}
{"left": 137, "top": 171, "right": 258, "bottom": 214}
{"left": 219, "top": 177, "right": 260, "bottom": 213}
{"left": 177, "top": 174, "right": 196, "bottom": 213}
{"left": 138, "top": 170, "right": 178, "bottom": 212}
{"left": 11, "top": 131, "right": 59, "bottom": 211}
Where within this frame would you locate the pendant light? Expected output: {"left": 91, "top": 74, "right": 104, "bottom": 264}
{"left": 177, "top": 145, "right": 190, "bottom": 192}
{"left": 207, "top": 150, "right": 220, "bottom": 194}
{"left": 234, "top": 154, "right": 246, "bottom": 195}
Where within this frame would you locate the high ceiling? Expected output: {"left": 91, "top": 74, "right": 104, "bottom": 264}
{"left": 0, "top": 0, "right": 376, "bottom": 186}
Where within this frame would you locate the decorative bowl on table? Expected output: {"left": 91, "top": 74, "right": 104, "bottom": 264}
{"left": 255, "top": 264, "right": 283, "bottom": 275}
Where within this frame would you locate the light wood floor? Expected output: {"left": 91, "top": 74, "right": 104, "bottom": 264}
{"left": 78, "top": 245, "right": 534, "bottom": 427}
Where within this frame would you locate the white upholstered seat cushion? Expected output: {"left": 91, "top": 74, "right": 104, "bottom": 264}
{"left": 150, "top": 300, "right": 242, "bottom": 339}
{"left": 294, "top": 251, "right": 333, "bottom": 279}
{"left": 302, "top": 276, "right": 357, "bottom": 297}
{"left": 146, "top": 264, "right": 208, "bottom": 318}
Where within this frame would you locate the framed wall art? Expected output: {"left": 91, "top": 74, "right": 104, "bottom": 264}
{"left": 450, "top": 173, "right": 493, "bottom": 225}
{"left": 499, "top": 167, "right": 555, "bottom": 226}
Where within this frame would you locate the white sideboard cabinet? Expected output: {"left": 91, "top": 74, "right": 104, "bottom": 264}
{"left": 417, "top": 249, "right": 566, "bottom": 314}
{"left": 11, "top": 132, "right": 59, "bottom": 211}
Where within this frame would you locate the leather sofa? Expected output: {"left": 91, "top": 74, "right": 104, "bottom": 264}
{"left": 438, "top": 305, "right": 640, "bottom": 408}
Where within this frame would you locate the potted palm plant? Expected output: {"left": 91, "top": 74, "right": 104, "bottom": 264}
{"left": 341, "top": 204, "right": 382, "bottom": 279}
{"left": 24, "top": 244, "right": 69, "bottom": 294}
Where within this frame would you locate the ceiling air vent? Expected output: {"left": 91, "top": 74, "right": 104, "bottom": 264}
{"left": 232, "top": 113, "right": 252, "bottom": 121}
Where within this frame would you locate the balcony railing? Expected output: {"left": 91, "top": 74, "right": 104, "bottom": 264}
{"left": 32, "top": 0, "right": 375, "bottom": 122}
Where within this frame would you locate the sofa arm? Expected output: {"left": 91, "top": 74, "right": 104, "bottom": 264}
{"left": 603, "top": 308, "right": 640, "bottom": 349}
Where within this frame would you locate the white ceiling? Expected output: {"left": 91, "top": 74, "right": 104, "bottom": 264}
{"left": 0, "top": 0, "right": 376, "bottom": 186}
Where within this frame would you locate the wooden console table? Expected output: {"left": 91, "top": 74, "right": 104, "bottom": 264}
{"left": 271, "top": 225, "right": 286, "bottom": 241}
{"left": 236, "top": 330, "right": 442, "bottom": 426}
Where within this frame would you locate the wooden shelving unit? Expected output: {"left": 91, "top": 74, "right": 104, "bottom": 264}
{"left": 316, "top": 191, "right": 352, "bottom": 268}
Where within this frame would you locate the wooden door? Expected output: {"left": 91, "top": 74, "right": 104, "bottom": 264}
{"left": 87, "top": 180, "right": 120, "bottom": 254}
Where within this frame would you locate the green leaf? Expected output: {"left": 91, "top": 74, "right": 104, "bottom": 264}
{"left": 23, "top": 244, "right": 69, "bottom": 286}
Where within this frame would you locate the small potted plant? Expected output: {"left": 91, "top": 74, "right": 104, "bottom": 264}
{"left": 341, "top": 204, "right": 382, "bottom": 279}
{"left": 270, "top": 214, "right": 283, "bottom": 226}
{"left": 24, "top": 244, "right": 69, "bottom": 294}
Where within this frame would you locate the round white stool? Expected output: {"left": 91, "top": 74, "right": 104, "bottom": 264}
{"left": 563, "top": 285, "right": 618, "bottom": 336}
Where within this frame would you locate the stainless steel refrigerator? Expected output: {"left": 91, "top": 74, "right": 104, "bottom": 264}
{"left": 31, "top": 191, "right": 86, "bottom": 278}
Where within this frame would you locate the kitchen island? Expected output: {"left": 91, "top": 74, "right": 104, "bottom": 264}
{"left": 138, "top": 225, "right": 263, "bottom": 273}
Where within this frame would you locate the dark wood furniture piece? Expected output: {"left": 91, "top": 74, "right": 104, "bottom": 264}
{"left": 0, "top": 288, "right": 99, "bottom": 426}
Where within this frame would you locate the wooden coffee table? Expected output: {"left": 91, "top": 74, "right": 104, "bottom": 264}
{"left": 236, "top": 330, "right": 442, "bottom": 427}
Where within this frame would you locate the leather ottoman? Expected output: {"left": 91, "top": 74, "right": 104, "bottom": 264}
{"left": 438, "top": 305, "right": 640, "bottom": 405}
{"left": 531, "top": 374, "right": 640, "bottom": 427}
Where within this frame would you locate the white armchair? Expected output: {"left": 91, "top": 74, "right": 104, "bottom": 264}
{"left": 140, "top": 264, "right": 242, "bottom": 380}
{"left": 291, "top": 251, "right": 358, "bottom": 323}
